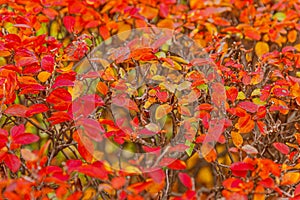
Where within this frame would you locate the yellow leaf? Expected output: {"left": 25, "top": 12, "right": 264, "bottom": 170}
{"left": 231, "top": 131, "right": 243, "bottom": 148}
{"left": 124, "top": 166, "right": 142, "bottom": 174}
{"left": 117, "top": 22, "right": 131, "bottom": 41}
{"left": 205, "top": 23, "right": 218, "bottom": 35}
{"left": 38, "top": 71, "right": 51, "bottom": 83}
{"left": 162, "top": 61, "right": 182, "bottom": 70}
{"left": 295, "top": 44, "right": 300, "bottom": 52}
{"left": 197, "top": 166, "right": 213, "bottom": 188}
{"left": 155, "top": 104, "right": 172, "bottom": 120}
{"left": 98, "top": 184, "right": 115, "bottom": 196}
{"left": 58, "top": 62, "right": 73, "bottom": 73}
{"left": 255, "top": 42, "right": 269, "bottom": 58}
{"left": 82, "top": 188, "right": 96, "bottom": 200}
{"left": 168, "top": 56, "right": 189, "bottom": 64}
{"left": 0, "top": 57, "right": 7, "bottom": 66}
{"left": 237, "top": 91, "right": 246, "bottom": 100}
{"left": 281, "top": 172, "right": 300, "bottom": 185}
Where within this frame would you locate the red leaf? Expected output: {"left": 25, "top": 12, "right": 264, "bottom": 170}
{"left": 10, "top": 124, "right": 25, "bottom": 138}
{"left": 41, "top": 55, "right": 55, "bottom": 73}
{"left": 26, "top": 104, "right": 49, "bottom": 117}
{"left": 178, "top": 172, "right": 193, "bottom": 188}
{"left": 5, "top": 104, "right": 28, "bottom": 117}
{"left": 156, "top": 91, "right": 168, "bottom": 102}
{"left": 12, "top": 133, "right": 39, "bottom": 145}
{"left": 259, "top": 178, "right": 275, "bottom": 188}
{"left": 282, "top": 46, "right": 296, "bottom": 53}
{"left": 63, "top": 16, "right": 75, "bottom": 33}
{"left": 273, "top": 142, "right": 289, "bottom": 155}
{"left": 4, "top": 153, "right": 20, "bottom": 172}
{"left": 197, "top": 103, "right": 213, "bottom": 111}
{"left": 159, "top": 3, "right": 169, "bottom": 18}
{"left": 15, "top": 56, "right": 38, "bottom": 67}
{"left": 273, "top": 88, "right": 290, "bottom": 97}
{"left": 238, "top": 101, "right": 258, "bottom": 113}
{"left": 230, "top": 162, "right": 254, "bottom": 177}
{"left": 77, "top": 163, "right": 108, "bottom": 180}
{"left": 111, "top": 177, "right": 126, "bottom": 189}
{"left": 148, "top": 168, "right": 165, "bottom": 183}
{"left": 127, "top": 180, "right": 153, "bottom": 194}
{"left": 211, "top": 83, "right": 226, "bottom": 107}
{"left": 77, "top": 118, "right": 104, "bottom": 142}
{"left": 46, "top": 88, "right": 72, "bottom": 111}
{"left": 99, "top": 25, "right": 110, "bottom": 40}
{"left": 226, "top": 87, "right": 238, "bottom": 102}
{"left": 66, "top": 159, "right": 82, "bottom": 173}
{"left": 48, "top": 111, "right": 72, "bottom": 125}
{"left": 166, "top": 159, "right": 186, "bottom": 170}
{"left": 73, "top": 131, "right": 94, "bottom": 163}
{"left": 295, "top": 183, "right": 300, "bottom": 196}
{"left": 244, "top": 28, "right": 261, "bottom": 40}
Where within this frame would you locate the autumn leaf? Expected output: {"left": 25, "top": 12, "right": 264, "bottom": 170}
{"left": 253, "top": 185, "right": 265, "bottom": 200}
{"left": 281, "top": 172, "right": 300, "bottom": 185}
{"left": 26, "top": 104, "right": 49, "bottom": 117}
{"left": 241, "top": 144, "right": 258, "bottom": 155}
{"left": 3, "top": 153, "right": 21, "bottom": 173}
{"left": 231, "top": 131, "right": 243, "bottom": 148}
{"left": 273, "top": 142, "right": 289, "bottom": 155}
{"left": 5, "top": 104, "right": 28, "bottom": 117}
{"left": 226, "top": 86, "right": 238, "bottom": 102}
{"left": 255, "top": 42, "right": 269, "bottom": 57}
{"left": 12, "top": 133, "right": 39, "bottom": 145}
{"left": 201, "top": 143, "right": 217, "bottom": 162}
{"left": 178, "top": 172, "right": 193, "bottom": 188}
{"left": 155, "top": 104, "right": 172, "bottom": 120}
{"left": 111, "top": 177, "right": 126, "bottom": 189}
{"left": 41, "top": 55, "right": 55, "bottom": 73}
{"left": 230, "top": 162, "right": 254, "bottom": 177}
{"left": 96, "top": 81, "right": 108, "bottom": 96}
{"left": 235, "top": 114, "right": 255, "bottom": 133}
{"left": 127, "top": 180, "right": 153, "bottom": 194}
{"left": 63, "top": 16, "right": 76, "bottom": 33}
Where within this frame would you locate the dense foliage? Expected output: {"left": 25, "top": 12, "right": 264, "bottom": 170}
{"left": 0, "top": 0, "right": 300, "bottom": 199}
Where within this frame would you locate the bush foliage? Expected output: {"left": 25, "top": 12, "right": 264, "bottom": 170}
{"left": 1, "top": 0, "right": 300, "bottom": 199}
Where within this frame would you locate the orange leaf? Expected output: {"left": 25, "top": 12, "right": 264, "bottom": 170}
{"left": 96, "top": 82, "right": 108, "bottom": 96}
{"left": 235, "top": 114, "right": 255, "bottom": 133}
{"left": 201, "top": 143, "right": 217, "bottom": 162}
{"left": 253, "top": 185, "right": 265, "bottom": 200}
{"left": 38, "top": 71, "right": 51, "bottom": 83}
{"left": 288, "top": 30, "right": 297, "bottom": 43}
{"left": 127, "top": 180, "right": 153, "bottom": 194}
{"left": 245, "top": 27, "right": 261, "bottom": 40}
{"left": 111, "top": 177, "right": 126, "bottom": 189}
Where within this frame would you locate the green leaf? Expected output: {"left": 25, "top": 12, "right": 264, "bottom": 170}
{"left": 185, "top": 140, "right": 195, "bottom": 157}
{"left": 273, "top": 12, "right": 286, "bottom": 21}
{"left": 237, "top": 91, "right": 246, "bottom": 100}
{"left": 36, "top": 23, "right": 48, "bottom": 36}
